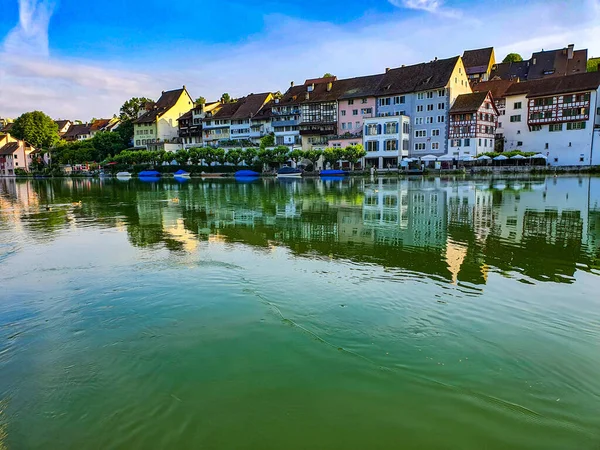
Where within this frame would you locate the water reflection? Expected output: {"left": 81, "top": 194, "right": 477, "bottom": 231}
{"left": 1, "top": 176, "right": 599, "bottom": 285}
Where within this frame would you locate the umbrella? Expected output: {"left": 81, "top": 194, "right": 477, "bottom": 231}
{"left": 460, "top": 155, "right": 475, "bottom": 161}
{"left": 421, "top": 155, "right": 437, "bottom": 161}
{"left": 493, "top": 155, "right": 508, "bottom": 161}
{"left": 438, "top": 154, "right": 454, "bottom": 161}
{"left": 510, "top": 154, "right": 526, "bottom": 160}
{"left": 531, "top": 153, "right": 547, "bottom": 159}
{"left": 402, "top": 158, "right": 416, "bottom": 163}
{"left": 477, "top": 155, "right": 491, "bottom": 160}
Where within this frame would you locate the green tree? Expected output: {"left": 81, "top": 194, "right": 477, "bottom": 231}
{"left": 323, "top": 147, "right": 344, "bottom": 169}
{"left": 221, "top": 93, "right": 232, "bottom": 103}
{"left": 323, "top": 73, "right": 335, "bottom": 78}
{"left": 226, "top": 148, "right": 243, "bottom": 166}
{"left": 174, "top": 149, "right": 189, "bottom": 165}
{"left": 259, "top": 133, "right": 275, "bottom": 149}
{"left": 11, "top": 111, "right": 60, "bottom": 150}
{"left": 343, "top": 144, "right": 366, "bottom": 171}
{"left": 502, "top": 53, "right": 523, "bottom": 63}
{"left": 257, "top": 148, "right": 274, "bottom": 167}
{"left": 242, "top": 147, "right": 258, "bottom": 166}
{"left": 272, "top": 146, "right": 290, "bottom": 164}
{"left": 195, "top": 96, "right": 206, "bottom": 105}
{"left": 119, "top": 97, "right": 154, "bottom": 121}
{"left": 587, "top": 57, "right": 600, "bottom": 72}
{"left": 289, "top": 149, "right": 304, "bottom": 165}
{"left": 303, "top": 148, "right": 323, "bottom": 171}
{"left": 188, "top": 148, "right": 200, "bottom": 165}
{"left": 91, "top": 131, "right": 127, "bottom": 160}
{"left": 214, "top": 148, "right": 226, "bottom": 165}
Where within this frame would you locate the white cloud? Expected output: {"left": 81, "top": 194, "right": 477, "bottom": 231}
{"left": 3, "top": 0, "right": 55, "bottom": 56}
{"left": 387, "top": 0, "right": 461, "bottom": 17}
{"left": 1, "top": 0, "right": 600, "bottom": 120}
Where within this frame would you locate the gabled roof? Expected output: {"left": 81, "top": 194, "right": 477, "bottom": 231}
{"left": 231, "top": 92, "right": 272, "bottom": 119}
{"left": 490, "top": 60, "right": 529, "bottom": 81}
{"left": 90, "top": 119, "right": 111, "bottom": 132}
{"left": 305, "top": 76, "right": 337, "bottom": 85}
{"left": 177, "top": 110, "right": 193, "bottom": 122}
{"left": 275, "top": 85, "right": 309, "bottom": 107}
{"left": 211, "top": 101, "right": 243, "bottom": 120}
{"left": 55, "top": 120, "right": 71, "bottom": 129}
{"left": 0, "top": 142, "right": 19, "bottom": 155}
{"left": 450, "top": 91, "right": 496, "bottom": 114}
{"left": 375, "top": 56, "right": 461, "bottom": 96}
{"left": 528, "top": 48, "right": 587, "bottom": 80}
{"left": 134, "top": 88, "right": 189, "bottom": 124}
{"left": 462, "top": 47, "right": 494, "bottom": 74}
{"left": 1, "top": 123, "right": 14, "bottom": 133}
{"left": 63, "top": 123, "right": 91, "bottom": 139}
{"left": 473, "top": 80, "right": 515, "bottom": 99}
{"left": 504, "top": 72, "right": 600, "bottom": 98}
{"left": 337, "top": 74, "right": 385, "bottom": 100}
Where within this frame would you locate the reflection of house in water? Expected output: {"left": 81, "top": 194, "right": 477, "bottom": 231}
{"left": 0, "top": 179, "right": 40, "bottom": 228}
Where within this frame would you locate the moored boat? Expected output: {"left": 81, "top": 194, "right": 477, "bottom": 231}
{"left": 277, "top": 167, "right": 303, "bottom": 178}
{"left": 116, "top": 171, "right": 131, "bottom": 179}
{"left": 138, "top": 170, "right": 161, "bottom": 178}
{"left": 235, "top": 170, "right": 260, "bottom": 178}
{"left": 320, "top": 169, "right": 348, "bottom": 177}
{"left": 173, "top": 170, "right": 191, "bottom": 178}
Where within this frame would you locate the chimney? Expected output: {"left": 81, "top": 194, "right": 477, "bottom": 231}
{"left": 434, "top": 57, "right": 438, "bottom": 61}
{"left": 385, "top": 67, "right": 390, "bottom": 73}
{"left": 326, "top": 82, "right": 332, "bottom": 92}
{"left": 401, "top": 65, "right": 405, "bottom": 68}
{"left": 568, "top": 44, "right": 574, "bottom": 60}
{"left": 291, "top": 81, "right": 294, "bottom": 87}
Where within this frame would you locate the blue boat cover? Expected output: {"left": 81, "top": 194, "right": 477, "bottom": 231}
{"left": 320, "top": 169, "right": 348, "bottom": 176}
{"left": 174, "top": 170, "right": 189, "bottom": 175}
{"left": 235, "top": 170, "right": 260, "bottom": 177}
{"left": 277, "top": 167, "right": 302, "bottom": 174}
{"left": 138, "top": 170, "right": 161, "bottom": 177}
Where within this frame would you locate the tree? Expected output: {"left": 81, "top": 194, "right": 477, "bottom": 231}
{"left": 188, "top": 148, "right": 200, "bottom": 165}
{"left": 195, "top": 96, "right": 206, "bottom": 106}
{"left": 11, "top": 111, "right": 60, "bottom": 150}
{"left": 303, "top": 148, "right": 323, "bottom": 171}
{"left": 119, "top": 97, "right": 154, "bottom": 121}
{"left": 259, "top": 133, "right": 275, "bottom": 150}
{"left": 91, "top": 131, "right": 127, "bottom": 161}
{"left": 271, "top": 146, "right": 291, "bottom": 164}
{"left": 221, "top": 93, "right": 232, "bottom": 103}
{"left": 343, "top": 144, "right": 366, "bottom": 171}
{"left": 214, "top": 148, "right": 226, "bottom": 165}
{"left": 587, "top": 57, "right": 600, "bottom": 72}
{"left": 323, "top": 147, "right": 344, "bottom": 169}
{"left": 174, "top": 149, "right": 189, "bottom": 165}
{"left": 323, "top": 73, "right": 335, "bottom": 78}
{"left": 242, "top": 147, "right": 258, "bottom": 166}
{"left": 226, "top": 148, "right": 243, "bottom": 166}
{"left": 502, "top": 53, "right": 523, "bottom": 63}
{"left": 289, "top": 149, "right": 304, "bottom": 165}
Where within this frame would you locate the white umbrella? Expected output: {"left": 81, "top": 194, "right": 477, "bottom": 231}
{"left": 511, "top": 154, "right": 526, "bottom": 160}
{"left": 438, "top": 154, "right": 454, "bottom": 161}
{"left": 421, "top": 154, "right": 437, "bottom": 161}
{"left": 460, "top": 155, "right": 475, "bottom": 161}
{"left": 403, "top": 158, "right": 416, "bottom": 163}
{"left": 493, "top": 155, "right": 508, "bottom": 161}
{"left": 531, "top": 153, "right": 547, "bottom": 159}
{"left": 477, "top": 155, "right": 491, "bottom": 160}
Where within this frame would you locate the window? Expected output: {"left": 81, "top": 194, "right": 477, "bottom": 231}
{"left": 356, "top": 121, "right": 360, "bottom": 129}
{"left": 342, "top": 123, "right": 347, "bottom": 130}
{"left": 353, "top": 110, "right": 358, "bottom": 116}
{"left": 361, "top": 108, "right": 373, "bottom": 115}
{"left": 478, "top": 138, "right": 482, "bottom": 146}
{"left": 597, "top": 107, "right": 600, "bottom": 115}
{"left": 366, "top": 141, "right": 378, "bottom": 152}
{"left": 348, "top": 99, "right": 354, "bottom": 105}
{"left": 514, "top": 102, "right": 522, "bottom": 109}
{"left": 545, "top": 143, "right": 549, "bottom": 149}
{"left": 379, "top": 98, "right": 391, "bottom": 106}
{"left": 437, "top": 115, "right": 445, "bottom": 123}
{"left": 431, "top": 129, "right": 440, "bottom": 136}
{"left": 438, "top": 89, "right": 445, "bottom": 97}
{"left": 415, "top": 143, "right": 426, "bottom": 151}
{"left": 431, "top": 142, "right": 439, "bottom": 150}
{"left": 415, "top": 117, "right": 424, "bottom": 125}
{"left": 341, "top": 110, "right": 346, "bottom": 116}
{"left": 384, "top": 122, "right": 398, "bottom": 134}
{"left": 549, "top": 124, "right": 563, "bottom": 132}
{"left": 415, "top": 130, "right": 426, "bottom": 138}
{"left": 417, "top": 93, "right": 425, "bottom": 100}
{"left": 426, "top": 92, "right": 434, "bottom": 99}
{"left": 580, "top": 156, "right": 585, "bottom": 162}
{"left": 510, "top": 115, "right": 521, "bottom": 122}
{"left": 499, "top": 122, "right": 503, "bottom": 128}
{"left": 361, "top": 98, "right": 368, "bottom": 104}
{"left": 403, "top": 122, "right": 410, "bottom": 134}
{"left": 566, "top": 121, "right": 586, "bottom": 130}
{"left": 517, "top": 141, "right": 523, "bottom": 146}
{"left": 450, "top": 139, "right": 461, "bottom": 147}
{"left": 385, "top": 140, "right": 398, "bottom": 151}
{"left": 438, "top": 103, "right": 445, "bottom": 110}
{"left": 402, "top": 140, "right": 409, "bottom": 151}
{"left": 348, "top": 122, "right": 353, "bottom": 129}
{"left": 427, "top": 104, "right": 434, "bottom": 111}
{"left": 136, "top": 140, "right": 140, "bottom": 146}
{"left": 142, "top": 139, "right": 146, "bottom": 145}
{"left": 394, "top": 96, "right": 405, "bottom": 104}
{"left": 365, "top": 124, "right": 379, "bottom": 135}
{"left": 464, "top": 138, "right": 470, "bottom": 146}
{"left": 531, "top": 125, "right": 542, "bottom": 131}
{"left": 417, "top": 105, "right": 424, "bottom": 112}
{"left": 426, "top": 117, "right": 434, "bottom": 124}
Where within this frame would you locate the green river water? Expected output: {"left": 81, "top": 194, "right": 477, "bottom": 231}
{"left": 0, "top": 175, "right": 599, "bottom": 449}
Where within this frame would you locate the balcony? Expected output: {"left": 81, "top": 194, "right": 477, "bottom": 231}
{"left": 272, "top": 119, "right": 299, "bottom": 127}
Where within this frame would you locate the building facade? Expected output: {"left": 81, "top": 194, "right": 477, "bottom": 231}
{"left": 363, "top": 115, "right": 411, "bottom": 168}
{"left": 0, "top": 135, "right": 35, "bottom": 176}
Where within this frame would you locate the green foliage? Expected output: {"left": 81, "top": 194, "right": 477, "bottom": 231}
{"left": 221, "top": 93, "right": 232, "bottom": 103}
{"left": 226, "top": 148, "right": 243, "bottom": 165}
{"left": 587, "top": 57, "right": 600, "bottom": 72}
{"left": 195, "top": 96, "right": 206, "bottom": 105}
{"left": 214, "top": 148, "right": 227, "bottom": 165}
{"left": 271, "top": 146, "right": 291, "bottom": 164}
{"left": 323, "top": 147, "right": 345, "bottom": 167}
{"left": 174, "top": 149, "right": 189, "bottom": 165}
{"left": 502, "top": 53, "right": 523, "bottom": 63}
{"left": 344, "top": 144, "right": 366, "bottom": 165}
{"left": 323, "top": 72, "right": 335, "bottom": 78}
{"left": 119, "top": 97, "right": 154, "bottom": 121}
{"left": 11, "top": 111, "right": 60, "bottom": 150}
{"left": 288, "top": 149, "right": 304, "bottom": 163}
{"left": 91, "top": 131, "right": 127, "bottom": 159}
{"left": 242, "top": 148, "right": 258, "bottom": 166}
{"left": 259, "top": 133, "right": 275, "bottom": 150}
{"left": 116, "top": 120, "right": 134, "bottom": 145}
{"left": 303, "top": 148, "right": 323, "bottom": 168}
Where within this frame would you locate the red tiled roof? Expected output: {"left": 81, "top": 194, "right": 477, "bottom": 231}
{"left": 504, "top": 72, "right": 600, "bottom": 98}
{"left": 0, "top": 142, "right": 19, "bottom": 155}
{"left": 473, "top": 80, "right": 514, "bottom": 98}
{"left": 450, "top": 91, "right": 496, "bottom": 114}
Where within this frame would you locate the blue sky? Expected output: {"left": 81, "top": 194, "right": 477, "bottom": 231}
{"left": 1, "top": 0, "right": 599, "bottom": 119}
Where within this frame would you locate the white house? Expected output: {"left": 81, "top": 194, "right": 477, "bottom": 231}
{"left": 502, "top": 72, "right": 600, "bottom": 166}
{"left": 363, "top": 115, "right": 411, "bottom": 169}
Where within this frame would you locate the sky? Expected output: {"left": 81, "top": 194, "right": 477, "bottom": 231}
{"left": 1, "top": 0, "right": 599, "bottom": 120}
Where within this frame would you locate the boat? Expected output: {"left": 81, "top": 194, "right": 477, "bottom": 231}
{"left": 116, "top": 171, "right": 131, "bottom": 179}
{"left": 320, "top": 169, "right": 348, "bottom": 177}
{"left": 276, "top": 166, "right": 303, "bottom": 178}
{"left": 235, "top": 170, "right": 260, "bottom": 178}
{"left": 173, "top": 169, "right": 191, "bottom": 178}
{"left": 138, "top": 170, "right": 161, "bottom": 178}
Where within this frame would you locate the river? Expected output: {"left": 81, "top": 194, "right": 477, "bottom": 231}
{"left": 1, "top": 175, "right": 599, "bottom": 449}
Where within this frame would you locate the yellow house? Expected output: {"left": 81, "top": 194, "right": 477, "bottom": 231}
{"left": 133, "top": 86, "right": 194, "bottom": 152}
